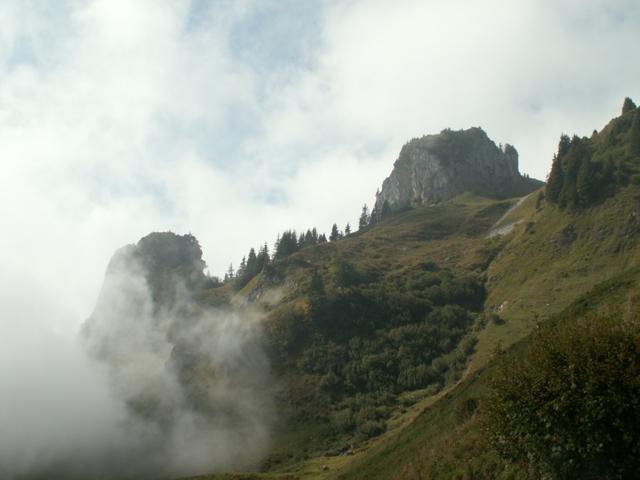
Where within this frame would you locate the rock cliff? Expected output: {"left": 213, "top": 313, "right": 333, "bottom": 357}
{"left": 374, "top": 127, "right": 543, "bottom": 214}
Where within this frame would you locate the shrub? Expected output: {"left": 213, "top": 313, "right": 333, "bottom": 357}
{"left": 486, "top": 313, "right": 640, "bottom": 479}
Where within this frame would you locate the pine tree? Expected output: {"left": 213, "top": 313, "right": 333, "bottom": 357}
{"left": 546, "top": 134, "right": 572, "bottom": 205}
{"left": 257, "top": 242, "right": 270, "bottom": 270}
{"left": 576, "top": 156, "right": 594, "bottom": 208}
{"left": 318, "top": 233, "right": 327, "bottom": 243}
{"left": 369, "top": 208, "right": 378, "bottom": 226}
{"left": 275, "top": 230, "right": 299, "bottom": 259}
{"left": 557, "top": 136, "right": 582, "bottom": 209}
{"left": 359, "top": 204, "right": 370, "bottom": 230}
{"left": 304, "top": 229, "right": 314, "bottom": 247}
{"left": 558, "top": 134, "right": 571, "bottom": 159}
{"left": 226, "top": 263, "right": 235, "bottom": 282}
{"left": 237, "top": 256, "right": 246, "bottom": 278}
{"left": 330, "top": 223, "right": 340, "bottom": 242}
{"left": 546, "top": 154, "right": 563, "bottom": 204}
{"left": 297, "top": 231, "right": 306, "bottom": 249}
{"left": 246, "top": 248, "right": 258, "bottom": 277}
{"left": 345, "top": 223, "right": 351, "bottom": 236}
{"left": 622, "top": 97, "right": 637, "bottom": 115}
{"left": 629, "top": 110, "right": 640, "bottom": 157}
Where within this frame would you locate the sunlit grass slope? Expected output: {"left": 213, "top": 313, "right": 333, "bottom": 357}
{"left": 331, "top": 266, "right": 640, "bottom": 480}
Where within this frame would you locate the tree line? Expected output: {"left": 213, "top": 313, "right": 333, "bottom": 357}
{"left": 546, "top": 97, "right": 640, "bottom": 211}
{"left": 222, "top": 186, "right": 399, "bottom": 289}
{"left": 225, "top": 221, "right": 359, "bottom": 288}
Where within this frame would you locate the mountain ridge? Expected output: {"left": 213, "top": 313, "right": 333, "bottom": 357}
{"left": 81, "top": 99, "right": 640, "bottom": 480}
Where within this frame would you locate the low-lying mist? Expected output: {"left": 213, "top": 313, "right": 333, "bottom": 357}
{"left": 0, "top": 236, "right": 274, "bottom": 480}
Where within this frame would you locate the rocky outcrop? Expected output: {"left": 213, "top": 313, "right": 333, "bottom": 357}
{"left": 103, "top": 231, "right": 209, "bottom": 310}
{"left": 81, "top": 233, "right": 273, "bottom": 474}
{"left": 374, "top": 128, "right": 543, "bottom": 214}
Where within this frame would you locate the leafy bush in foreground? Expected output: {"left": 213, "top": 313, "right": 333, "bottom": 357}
{"left": 486, "top": 313, "right": 640, "bottom": 480}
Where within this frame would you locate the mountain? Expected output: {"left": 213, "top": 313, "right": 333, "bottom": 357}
{"left": 85, "top": 99, "right": 640, "bottom": 480}
{"left": 373, "top": 127, "right": 543, "bottom": 215}
{"left": 82, "top": 232, "right": 272, "bottom": 478}
{"left": 83, "top": 231, "right": 211, "bottom": 363}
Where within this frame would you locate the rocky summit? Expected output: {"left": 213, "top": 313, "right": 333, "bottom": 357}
{"left": 374, "top": 127, "right": 543, "bottom": 214}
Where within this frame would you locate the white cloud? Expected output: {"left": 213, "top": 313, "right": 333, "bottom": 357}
{"left": 0, "top": 0, "right": 636, "bottom": 354}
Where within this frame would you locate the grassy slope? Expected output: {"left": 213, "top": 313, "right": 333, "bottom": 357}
{"left": 176, "top": 262, "right": 639, "bottom": 480}
{"left": 179, "top": 194, "right": 519, "bottom": 480}
{"left": 182, "top": 107, "right": 640, "bottom": 480}
{"left": 182, "top": 182, "right": 640, "bottom": 480}
{"left": 473, "top": 185, "right": 640, "bottom": 369}
{"left": 253, "top": 193, "right": 515, "bottom": 293}
{"left": 331, "top": 267, "right": 640, "bottom": 480}
{"left": 252, "top": 195, "right": 515, "bottom": 468}
{"left": 326, "top": 177, "right": 640, "bottom": 479}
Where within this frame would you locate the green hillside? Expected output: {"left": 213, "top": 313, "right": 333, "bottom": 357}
{"left": 330, "top": 267, "right": 640, "bottom": 480}
{"left": 173, "top": 102, "right": 640, "bottom": 480}
{"left": 217, "top": 194, "right": 512, "bottom": 467}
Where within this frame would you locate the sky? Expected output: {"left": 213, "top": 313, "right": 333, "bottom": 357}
{"left": 0, "top": 0, "right": 639, "bottom": 333}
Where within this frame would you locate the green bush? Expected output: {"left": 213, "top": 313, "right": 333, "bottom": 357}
{"left": 486, "top": 313, "right": 640, "bottom": 480}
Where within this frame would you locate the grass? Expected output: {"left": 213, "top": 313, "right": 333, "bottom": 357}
{"left": 272, "top": 184, "right": 640, "bottom": 479}
{"left": 183, "top": 179, "right": 640, "bottom": 480}
{"left": 245, "top": 194, "right": 517, "bottom": 467}
{"left": 473, "top": 185, "right": 640, "bottom": 370}
{"left": 329, "top": 265, "right": 640, "bottom": 480}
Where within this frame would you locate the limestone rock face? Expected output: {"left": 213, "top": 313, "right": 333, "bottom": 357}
{"left": 374, "top": 128, "right": 543, "bottom": 213}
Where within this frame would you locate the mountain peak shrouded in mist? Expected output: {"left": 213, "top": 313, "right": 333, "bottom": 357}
{"left": 373, "top": 127, "right": 543, "bottom": 215}
{"left": 80, "top": 231, "right": 273, "bottom": 478}
{"left": 20, "top": 100, "right": 638, "bottom": 480}
{"left": 105, "top": 232, "right": 210, "bottom": 310}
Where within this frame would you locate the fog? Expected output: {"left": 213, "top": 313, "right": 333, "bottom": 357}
{"left": 0, "top": 248, "right": 273, "bottom": 479}
{"left": 0, "top": 269, "right": 125, "bottom": 479}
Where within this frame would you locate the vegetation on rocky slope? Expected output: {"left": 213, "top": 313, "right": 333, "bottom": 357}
{"left": 170, "top": 100, "right": 640, "bottom": 480}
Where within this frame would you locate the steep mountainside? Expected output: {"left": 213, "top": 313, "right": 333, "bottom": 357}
{"left": 82, "top": 232, "right": 272, "bottom": 478}
{"left": 324, "top": 102, "right": 640, "bottom": 480}
{"left": 86, "top": 100, "right": 640, "bottom": 480}
{"left": 373, "top": 127, "right": 542, "bottom": 214}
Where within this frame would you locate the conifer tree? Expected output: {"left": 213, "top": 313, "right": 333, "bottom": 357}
{"left": 246, "top": 248, "right": 258, "bottom": 277}
{"left": 304, "top": 229, "right": 314, "bottom": 247}
{"left": 257, "top": 243, "right": 270, "bottom": 269}
{"left": 275, "top": 230, "right": 299, "bottom": 259}
{"left": 318, "top": 233, "right": 327, "bottom": 243}
{"left": 237, "top": 256, "right": 246, "bottom": 278}
{"left": 330, "top": 223, "right": 340, "bottom": 242}
{"left": 629, "top": 109, "right": 640, "bottom": 157}
{"left": 226, "top": 263, "right": 234, "bottom": 282}
{"left": 558, "top": 134, "right": 571, "bottom": 159}
{"left": 557, "top": 136, "right": 584, "bottom": 209}
{"left": 576, "top": 156, "right": 594, "bottom": 208}
{"left": 359, "top": 204, "right": 370, "bottom": 230}
{"left": 546, "top": 154, "right": 563, "bottom": 204}
{"left": 546, "top": 134, "right": 572, "bottom": 205}
{"left": 345, "top": 223, "right": 351, "bottom": 236}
